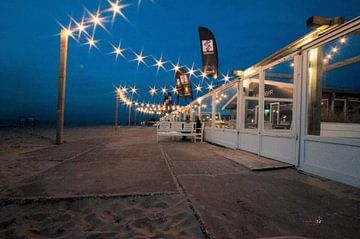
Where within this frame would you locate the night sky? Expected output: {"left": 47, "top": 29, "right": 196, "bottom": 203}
{"left": 0, "top": 0, "right": 359, "bottom": 125}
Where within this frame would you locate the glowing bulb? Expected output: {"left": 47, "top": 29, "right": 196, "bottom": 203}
{"left": 195, "top": 85, "right": 202, "bottom": 92}
{"left": 223, "top": 74, "right": 230, "bottom": 82}
{"left": 64, "top": 29, "right": 73, "bottom": 37}
{"left": 133, "top": 50, "right": 147, "bottom": 67}
{"left": 173, "top": 87, "right": 178, "bottom": 93}
{"left": 161, "top": 87, "right": 167, "bottom": 93}
{"left": 201, "top": 71, "right": 208, "bottom": 79}
{"left": 154, "top": 57, "right": 166, "bottom": 72}
{"left": 208, "top": 83, "right": 214, "bottom": 91}
{"left": 326, "top": 54, "right": 332, "bottom": 59}
{"left": 332, "top": 47, "right": 338, "bottom": 53}
{"left": 150, "top": 87, "right": 156, "bottom": 96}
{"left": 111, "top": 43, "right": 126, "bottom": 61}
{"left": 86, "top": 37, "right": 98, "bottom": 50}
{"left": 131, "top": 87, "right": 137, "bottom": 94}
{"left": 340, "top": 37, "right": 346, "bottom": 44}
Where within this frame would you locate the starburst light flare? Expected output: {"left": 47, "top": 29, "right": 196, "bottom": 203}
{"left": 86, "top": 37, "right": 98, "bottom": 50}
{"left": 153, "top": 56, "right": 167, "bottom": 73}
{"left": 133, "top": 49, "right": 147, "bottom": 68}
{"left": 111, "top": 42, "right": 126, "bottom": 61}
{"left": 105, "top": 0, "right": 130, "bottom": 23}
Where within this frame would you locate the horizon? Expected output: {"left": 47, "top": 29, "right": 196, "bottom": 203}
{"left": 1, "top": 0, "right": 360, "bottom": 125}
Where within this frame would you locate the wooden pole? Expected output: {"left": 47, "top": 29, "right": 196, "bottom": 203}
{"left": 128, "top": 105, "right": 132, "bottom": 126}
{"left": 134, "top": 109, "right": 137, "bottom": 126}
{"left": 56, "top": 30, "right": 68, "bottom": 144}
{"left": 115, "top": 94, "right": 119, "bottom": 130}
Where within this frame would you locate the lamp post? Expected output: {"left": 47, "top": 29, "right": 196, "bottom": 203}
{"left": 56, "top": 29, "right": 69, "bottom": 144}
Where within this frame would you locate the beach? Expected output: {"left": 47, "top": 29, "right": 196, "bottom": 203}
{"left": 0, "top": 126, "right": 359, "bottom": 239}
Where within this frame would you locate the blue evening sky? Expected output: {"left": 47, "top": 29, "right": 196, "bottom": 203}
{"left": 0, "top": 0, "right": 359, "bottom": 124}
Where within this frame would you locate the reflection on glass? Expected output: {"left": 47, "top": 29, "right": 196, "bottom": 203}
{"left": 264, "top": 101, "right": 293, "bottom": 130}
{"left": 264, "top": 58, "right": 294, "bottom": 130}
{"left": 243, "top": 75, "right": 259, "bottom": 97}
{"left": 307, "top": 32, "right": 360, "bottom": 137}
{"left": 215, "top": 85, "right": 237, "bottom": 129}
{"left": 201, "top": 96, "right": 213, "bottom": 127}
{"left": 245, "top": 100, "right": 258, "bottom": 129}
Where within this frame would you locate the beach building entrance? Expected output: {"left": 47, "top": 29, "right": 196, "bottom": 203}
{"left": 162, "top": 16, "right": 360, "bottom": 188}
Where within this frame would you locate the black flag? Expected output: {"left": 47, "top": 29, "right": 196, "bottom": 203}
{"left": 199, "top": 26, "right": 218, "bottom": 79}
{"left": 175, "top": 68, "right": 192, "bottom": 98}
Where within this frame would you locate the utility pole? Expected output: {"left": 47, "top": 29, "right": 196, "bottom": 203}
{"left": 56, "top": 30, "right": 68, "bottom": 144}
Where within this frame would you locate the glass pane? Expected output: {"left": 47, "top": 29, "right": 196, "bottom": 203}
{"left": 215, "top": 85, "right": 237, "bottom": 129}
{"left": 245, "top": 100, "right": 258, "bottom": 129}
{"left": 243, "top": 74, "right": 259, "bottom": 97}
{"left": 265, "top": 59, "right": 294, "bottom": 99}
{"left": 264, "top": 101, "right": 293, "bottom": 130}
{"left": 307, "top": 31, "right": 360, "bottom": 137}
{"left": 200, "top": 95, "right": 213, "bottom": 127}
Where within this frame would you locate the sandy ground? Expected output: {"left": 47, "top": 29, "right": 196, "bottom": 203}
{"left": 0, "top": 126, "right": 359, "bottom": 239}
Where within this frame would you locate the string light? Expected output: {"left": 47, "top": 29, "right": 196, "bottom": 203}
{"left": 106, "top": 0, "right": 129, "bottom": 23}
{"left": 200, "top": 71, "right": 208, "bottom": 80}
{"left": 222, "top": 73, "right": 230, "bottom": 83}
{"left": 131, "top": 87, "right": 137, "bottom": 94}
{"left": 153, "top": 56, "right": 166, "bottom": 72}
{"left": 149, "top": 87, "right": 157, "bottom": 96}
{"left": 133, "top": 49, "right": 147, "bottom": 68}
{"left": 187, "top": 64, "right": 196, "bottom": 77}
{"left": 195, "top": 85, "right": 202, "bottom": 92}
{"left": 86, "top": 37, "right": 98, "bottom": 50}
{"left": 111, "top": 42, "right": 126, "bottom": 61}
{"left": 161, "top": 87, "right": 167, "bottom": 94}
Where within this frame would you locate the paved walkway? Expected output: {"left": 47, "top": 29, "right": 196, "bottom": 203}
{"left": 1, "top": 127, "right": 359, "bottom": 238}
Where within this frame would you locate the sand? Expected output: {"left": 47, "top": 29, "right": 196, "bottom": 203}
{"left": 0, "top": 194, "right": 203, "bottom": 239}
{"left": 1, "top": 126, "right": 359, "bottom": 239}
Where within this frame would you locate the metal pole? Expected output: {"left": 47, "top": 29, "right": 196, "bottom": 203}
{"left": 115, "top": 94, "right": 119, "bottom": 130}
{"left": 134, "top": 109, "right": 137, "bottom": 126}
{"left": 56, "top": 30, "right": 68, "bottom": 144}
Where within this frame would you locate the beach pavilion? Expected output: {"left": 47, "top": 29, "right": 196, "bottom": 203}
{"left": 162, "top": 16, "right": 360, "bottom": 188}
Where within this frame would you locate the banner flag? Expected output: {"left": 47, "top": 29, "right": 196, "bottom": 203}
{"left": 175, "top": 68, "right": 192, "bottom": 98}
{"left": 199, "top": 26, "right": 219, "bottom": 79}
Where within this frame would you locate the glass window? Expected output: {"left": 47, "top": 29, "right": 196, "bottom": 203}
{"left": 200, "top": 95, "right": 213, "bottom": 127}
{"left": 307, "top": 31, "right": 360, "bottom": 137}
{"left": 264, "top": 59, "right": 294, "bottom": 130}
{"left": 264, "top": 101, "right": 293, "bottom": 130}
{"left": 215, "top": 85, "right": 238, "bottom": 129}
{"left": 243, "top": 75, "right": 259, "bottom": 97}
{"left": 245, "top": 99, "right": 259, "bottom": 129}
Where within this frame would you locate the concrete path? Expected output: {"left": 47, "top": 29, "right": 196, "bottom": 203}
{"left": 1, "top": 127, "right": 360, "bottom": 239}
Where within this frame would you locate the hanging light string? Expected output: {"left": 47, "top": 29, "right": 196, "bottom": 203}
{"left": 322, "top": 36, "right": 347, "bottom": 64}
{"left": 115, "top": 87, "right": 185, "bottom": 115}
{"left": 59, "top": 0, "right": 236, "bottom": 95}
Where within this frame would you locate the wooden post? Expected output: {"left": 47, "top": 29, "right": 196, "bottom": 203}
{"left": 134, "top": 108, "right": 137, "bottom": 126}
{"left": 56, "top": 30, "right": 68, "bottom": 144}
{"left": 115, "top": 94, "right": 119, "bottom": 130}
{"left": 128, "top": 104, "right": 132, "bottom": 126}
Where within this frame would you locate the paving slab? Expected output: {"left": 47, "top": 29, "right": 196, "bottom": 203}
{"left": 211, "top": 147, "right": 293, "bottom": 171}
{"left": 162, "top": 140, "right": 360, "bottom": 239}
{"left": 1, "top": 135, "right": 178, "bottom": 198}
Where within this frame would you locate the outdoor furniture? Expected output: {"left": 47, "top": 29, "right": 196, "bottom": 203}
{"left": 196, "top": 124, "right": 204, "bottom": 142}
{"left": 157, "top": 122, "right": 196, "bottom": 143}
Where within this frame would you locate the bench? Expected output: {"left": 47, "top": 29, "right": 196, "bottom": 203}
{"left": 157, "top": 122, "right": 196, "bottom": 143}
